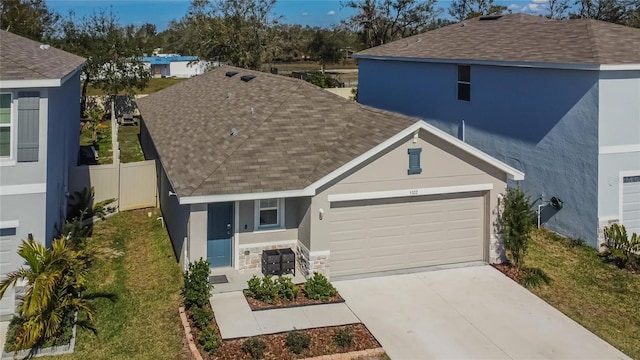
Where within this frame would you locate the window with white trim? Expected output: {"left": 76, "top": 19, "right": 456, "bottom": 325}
{"left": 457, "top": 65, "right": 471, "bottom": 102}
{"left": 0, "top": 93, "right": 12, "bottom": 157}
{"left": 255, "top": 198, "right": 284, "bottom": 229}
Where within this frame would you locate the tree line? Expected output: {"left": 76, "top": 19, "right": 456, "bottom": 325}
{"left": 1, "top": 0, "right": 639, "bottom": 103}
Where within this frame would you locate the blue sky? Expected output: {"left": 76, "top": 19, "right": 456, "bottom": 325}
{"left": 46, "top": 0, "right": 546, "bottom": 31}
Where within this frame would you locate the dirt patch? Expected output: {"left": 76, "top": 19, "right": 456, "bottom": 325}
{"left": 244, "top": 284, "right": 344, "bottom": 311}
{"left": 492, "top": 263, "right": 524, "bottom": 283}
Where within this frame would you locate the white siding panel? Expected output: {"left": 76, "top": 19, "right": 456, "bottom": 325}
{"left": 623, "top": 178, "right": 640, "bottom": 236}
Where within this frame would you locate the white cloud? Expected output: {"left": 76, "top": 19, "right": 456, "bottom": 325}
{"left": 301, "top": 12, "right": 309, "bottom": 16}
{"left": 327, "top": 10, "right": 336, "bottom": 16}
{"left": 519, "top": 1, "right": 547, "bottom": 14}
{"left": 531, "top": 0, "right": 547, "bottom": 4}
{"left": 508, "top": 4, "right": 521, "bottom": 10}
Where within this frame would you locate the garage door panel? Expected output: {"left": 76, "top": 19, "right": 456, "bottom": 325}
{"left": 330, "top": 239, "right": 366, "bottom": 253}
{"left": 329, "top": 194, "right": 485, "bottom": 277}
{"left": 369, "top": 244, "right": 406, "bottom": 258}
{"left": 623, "top": 178, "right": 640, "bottom": 236}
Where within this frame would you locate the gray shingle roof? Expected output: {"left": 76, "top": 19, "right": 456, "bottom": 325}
{"left": 0, "top": 30, "right": 85, "bottom": 81}
{"left": 356, "top": 14, "right": 640, "bottom": 66}
{"left": 137, "top": 65, "right": 417, "bottom": 198}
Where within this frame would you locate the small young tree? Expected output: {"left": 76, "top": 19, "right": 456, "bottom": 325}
{"left": 183, "top": 259, "right": 212, "bottom": 309}
{"left": 499, "top": 187, "right": 535, "bottom": 268}
{"left": 83, "top": 105, "right": 104, "bottom": 144}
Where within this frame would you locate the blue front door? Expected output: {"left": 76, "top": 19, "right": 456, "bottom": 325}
{"left": 207, "top": 202, "right": 232, "bottom": 267}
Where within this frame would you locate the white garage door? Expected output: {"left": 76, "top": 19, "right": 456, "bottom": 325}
{"left": 329, "top": 193, "right": 485, "bottom": 278}
{"left": 623, "top": 175, "right": 640, "bottom": 236}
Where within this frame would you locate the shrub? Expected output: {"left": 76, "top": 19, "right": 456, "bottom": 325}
{"left": 333, "top": 327, "right": 353, "bottom": 348}
{"left": 242, "top": 336, "right": 267, "bottom": 359}
{"left": 306, "top": 71, "right": 336, "bottom": 88}
{"left": 191, "top": 306, "right": 214, "bottom": 330}
{"left": 198, "top": 326, "right": 221, "bottom": 354}
{"left": 520, "top": 267, "right": 551, "bottom": 289}
{"left": 304, "top": 272, "right": 337, "bottom": 300}
{"left": 276, "top": 276, "right": 299, "bottom": 301}
{"left": 183, "top": 259, "right": 212, "bottom": 309}
{"left": 603, "top": 224, "right": 640, "bottom": 271}
{"left": 246, "top": 275, "right": 262, "bottom": 299}
{"left": 286, "top": 330, "right": 310, "bottom": 354}
{"left": 499, "top": 187, "right": 535, "bottom": 268}
{"left": 245, "top": 275, "right": 279, "bottom": 304}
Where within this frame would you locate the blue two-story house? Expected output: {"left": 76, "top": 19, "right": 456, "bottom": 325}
{"left": 0, "top": 31, "right": 85, "bottom": 320}
{"left": 356, "top": 14, "right": 640, "bottom": 247}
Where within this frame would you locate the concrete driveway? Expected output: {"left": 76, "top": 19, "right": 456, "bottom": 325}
{"left": 334, "top": 266, "right": 630, "bottom": 360}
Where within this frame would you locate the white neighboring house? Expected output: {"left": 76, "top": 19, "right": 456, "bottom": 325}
{"left": 0, "top": 30, "right": 85, "bottom": 320}
{"left": 142, "top": 54, "right": 211, "bottom": 78}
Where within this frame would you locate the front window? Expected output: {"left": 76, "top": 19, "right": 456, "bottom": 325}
{"left": 256, "top": 198, "right": 283, "bottom": 229}
{"left": 0, "top": 93, "right": 12, "bottom": 157}
{"left": 457, "top": 65, "right": 471, "bottom": 102}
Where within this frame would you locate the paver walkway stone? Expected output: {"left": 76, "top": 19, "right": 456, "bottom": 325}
{"left": 210, "top": 293, "right": 360, "bottom": 339}
{"left": 210, "top": 292, "right": 261, "bottom": 339}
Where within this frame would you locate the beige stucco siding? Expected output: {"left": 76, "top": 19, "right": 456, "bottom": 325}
{"left": 297, "top": 197, "right": 312, "bottom": 249}
{"left": 189, "top": 204, "right": 208, "bottom": 264}
{"left": 310, "top": 129, "right": 507, "bottom": 254}
{"left": 237, "top": 198, "right": 308, "bottom": 245}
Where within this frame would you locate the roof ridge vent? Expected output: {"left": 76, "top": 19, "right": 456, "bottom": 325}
{"left": 226, "top": 71, "right": 238, "bottom": 77}
{"left": 479, "top": 15, "right": 502, "bottom": 21}
{"left": 241, "top": 74, "right": 256, "bottom": 82}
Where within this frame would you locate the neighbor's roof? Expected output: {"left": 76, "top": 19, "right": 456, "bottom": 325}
{"left": 137, "top": 65, "right": 421, "bottom": 198}
{"left": 141, "top": 55, "right": 199, "bottom": 65}
{"left": 0, "top": 30, "right": 85, "bottom": 81}
{"left": 356, "top": 14, "right": 640, "bottom": 66}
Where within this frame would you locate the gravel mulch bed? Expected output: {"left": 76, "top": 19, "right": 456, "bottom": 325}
{"left": 212, "top": 324, "right": 379, "bottom": 360}
{"left": 492, "top": 263, "right": 524, "bottom": 283}
{"left": 187, "top": 305, "right": 380, "bottom": 360}
{"left": 243, "top": 284, "right": 344, "bottom": 311}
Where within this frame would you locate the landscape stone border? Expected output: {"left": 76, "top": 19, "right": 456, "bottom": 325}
{"left": 179, "top": 306, "right": 384, "bottom": 360}
{"left": 179, "top": 307, "right": 203, "bottom": 360}
{"left": 303, "top": 347, "right": 386, "bottom": 360}
{"left": 1, "top": 324, "right": 76, "bottom": 360}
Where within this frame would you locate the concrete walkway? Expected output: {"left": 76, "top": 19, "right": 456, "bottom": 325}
{"left": 335, "top": 266, "right": 631, "bottom": 360}
{"left": 210, "top": 292, "right": 360, "bottom": 339}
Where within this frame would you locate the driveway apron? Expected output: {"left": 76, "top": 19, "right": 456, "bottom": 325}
{"left": 334, "top": 266, "right": 630, "bottom": 360}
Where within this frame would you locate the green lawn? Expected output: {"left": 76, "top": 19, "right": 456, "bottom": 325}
{"left": 80, "top": 122, "right": 113, "bottom": 164}
{"left": 86, "top": 77, "right": 188, "bottom": 96}
{"left": 527, "top": 229, "right": 640, "bottom": 359}
{"left": 52, "top": 210, "right": 184, "bottom": 360}
{"left": 118, "top": 124, "right": 145, "bottom": 163}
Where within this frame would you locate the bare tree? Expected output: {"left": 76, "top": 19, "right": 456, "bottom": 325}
{"left": 449, "top": 0, "right": 510, "bottom": 21}
{"left": 547, "top": 0, "right": 570, "bottom": 19}
{"left": 344, "top": 0, "right": 440, "bottom": 48}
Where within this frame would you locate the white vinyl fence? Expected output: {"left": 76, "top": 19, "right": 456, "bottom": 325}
{"left": 69, "top": 160, "right": 157, "bottom": 211}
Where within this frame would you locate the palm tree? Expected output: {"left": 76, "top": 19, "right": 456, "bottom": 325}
{"left": 0, "top": 236, "right": 116, "bottom": 349}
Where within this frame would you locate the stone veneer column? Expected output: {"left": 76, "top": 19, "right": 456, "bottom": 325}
{"left": 296, "top": 244, "right": 329, "bottom": 278}
{"left": 237, "top": 243, "right": 298, "bottom": 272}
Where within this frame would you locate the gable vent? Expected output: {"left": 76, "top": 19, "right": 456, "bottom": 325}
{"left": 226, "top": 71, "right": 239, "bottom": 77}
{"left": 479, "top": 15, "right": 502, "bottom": 21}
{"left": 240, "top": 74, "right": 256, "bottom": 82}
